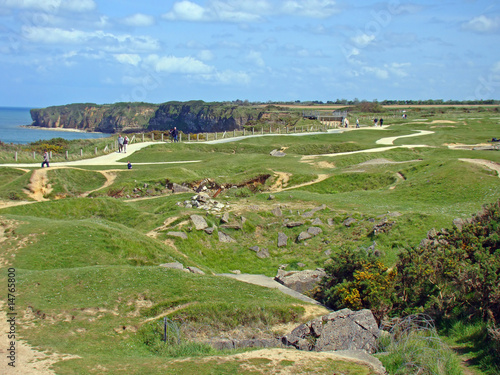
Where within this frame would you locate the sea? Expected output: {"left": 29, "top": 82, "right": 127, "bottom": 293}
{"left": 0, "top": 107, "right": 112, "bottom": 144}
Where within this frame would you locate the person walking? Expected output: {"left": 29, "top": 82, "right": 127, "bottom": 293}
{"left": 356, "top": 118, "right": 360, "bottom": 128}
{"left": 171, "top": 127, "right": 179, "bottom": 142}
{"left": 123, "top": 136, "right": 129, "bottom": 153}
{"left": 379, "top": 118, "right": 384, "bottom": 126}
{"left": 41, "top": 149, "right": 50, "bottom": 168}
{"left": 117, "top": 134, "right": 124, "bottom": 152}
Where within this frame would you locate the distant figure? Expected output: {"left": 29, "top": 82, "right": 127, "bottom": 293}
{"left": 344, "top": 118, "right": 349, "bottom": 128}
{"left": 117, "top": 134, "right": 124, "bottom": 152}
{"left": 170, "top": 127, "right": 179, "bottom": 142}
{"left": 41, "top": 149, "right": 50, "bottom": 168}
{"left": 379, "top": 118, "right": 384, "bottom": 126}
{"left": 127, "top": 161, "right": 132, "bottom": 169}
{"left": 374, "top": 118, "right": 378, "bottom": 127}
{"left": 123, "top": 136, "right": 129, "bottom": 153}
{"left": 356, "top": 118, "right": 360, "bottom": 128}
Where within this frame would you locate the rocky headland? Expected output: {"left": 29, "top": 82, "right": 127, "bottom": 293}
{"left": 30, "top": 101, "right": 270, "bottom": 134}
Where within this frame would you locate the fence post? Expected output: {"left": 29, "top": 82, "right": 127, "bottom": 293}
{"left": 215, "top": 132, "right": 217, "bottom": 140}
{"left": 95, "top": 147, "right": 97, "bottom": 155}
{"left": 179, "top": 133, "right": 182, "bottom": 142}
{"left": 243, "top": 128, "right": 246, "bottom": 136}
{"left": 15, "top": 152, "right": 17, "bottom": 161}
{"left": 65, "top": 151, "right": 68, "bottom": 159}
{"left": 252, "top": 127, "right": 254, "bottom": 135}
{"left": 163, "top": 317, "right": 167, "bottom": 343}
{"left": 197, "top": 133, "right": 199, "bottom": 142}
{"left": 81, "top": 149, "right": 83, "bottom": 157}
{"left": 161, "top": 133, "right": 164, "bottom": 142}
{"left": 188, "top": 134, "right": 190, "bottom": 142}
{"left": 152, "top": 133, "right": 154, "bottom": 141}
{"left": 142, "top": 133, "right": 144, "bottom": 142}
{"left": 33, "top": 151, "right": 36, "bottom": 159}
{"left": 205, "top": 133, "right": 208, "bottom": 141}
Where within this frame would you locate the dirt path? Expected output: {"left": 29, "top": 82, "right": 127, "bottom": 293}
{"left": 24, "top": 169, "right": 52, "bottom": 202}
{"left": 80, "top": 169, "right": 120, "bottom": 197}
{"left": 0, "top": 301, "right": 79, "bottom": 374}
{"left": 269, "top": 171, "right": 292, "bottom": 191}
{"left": 460, "top": 158, "right": 500, "bottom": 177}
{"left": 375, "top": 129, "right": 434, "bottom": 145}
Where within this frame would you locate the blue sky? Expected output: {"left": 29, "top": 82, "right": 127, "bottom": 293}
{"left": 1, "top": 0, "right": 499, "bottom": 107}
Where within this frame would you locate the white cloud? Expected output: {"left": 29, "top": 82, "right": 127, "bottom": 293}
{"left": 281, "top": 0, "right": 338, "bottom": 19}
{"left": 162, "top": 1, "right": 209, "bottom": 21}
{"left": 210, "top": 69, "right": 251, "bottom": 85}
{"left": 145, "top": 54, "right": 214, "bottom": 74}
{"left": 362, "top": 66, "right": 389, "bottom": 79}
{"left": 351, "top": 33, "right": 375, "bottom": 47}
{"left": 198, "top": 50, "right": 215, "bottom": 61}
{"left": 121, "top": 13, "right": 155, "bottom": 27}
{"left": 246, "top": 50, "right": 265, "bottom": 67}
{"left": 386, "top": 62, "right": 410, "bottom": 77}
{"left": 462, "top": 15, "right": 500, "bottom": 33}
{"left": 20, "top": 26, "right": 160, "bottom": 52}
{"left": 162, "top": 0, "right": 338, "bottom": 22}
{"left": 114, "top": 54, "right": 141, "bottom": 66}
{"left": 1, "top": 0, "right": 96, "bottom": 12}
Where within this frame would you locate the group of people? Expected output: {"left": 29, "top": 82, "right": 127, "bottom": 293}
{"left": 117, "top": 134, "right": 129, "bottom": 152}
{"left": 342, "top": 118, "right": 377, "bottom": 128}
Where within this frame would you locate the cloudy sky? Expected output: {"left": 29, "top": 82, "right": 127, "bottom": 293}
{"left": 1, "top": 0, "right": 499, "bottom": 107}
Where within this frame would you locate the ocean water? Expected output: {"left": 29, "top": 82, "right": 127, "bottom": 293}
{"left": 0, "top": 107, "right": 112, "bottom": 144}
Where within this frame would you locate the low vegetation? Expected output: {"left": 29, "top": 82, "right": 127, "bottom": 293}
{"left": 1, "top": 105, "right": 499, "bottom": 374}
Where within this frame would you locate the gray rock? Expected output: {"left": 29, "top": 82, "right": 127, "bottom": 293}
{"left": 277, "top": 232, "right": 288, "bottom": 247}
{"left": 204, "top": 227, "right": 215, "bottom": 234}
{"left": 327, "top": 218, "right": 335, "bottom": 226}
{"left": 324, "top": 249, "right": 332, "bottom": 256}
{"left": 282, "top": 308, "right": 379, "bottom": 353}
{"left": 190, "top": 214, "right": 208, "bottom": 230}
{"left": 285, "top": 221, "right": 304, "bottom": 228}
{"left": 297, "top": 231, "right": 312, "bottom": 242}
{"left": 249, "top": 246, "right": 260, "bottom": 252}
{"left": 302, "top": 205, "right": 327, "bottom": 218}
{"left": 159, "top": 262, "right": 184, "bottom": 270}
{"left": 172, "top": 183, "right": 193, "bottom": 193}
{"left": 270, "top": 149, "right": 286, "bottom": 157}
{"left": 221, "top": 212, "right": 230, "bottom": 223}
{"left": 186, "top": 266, "right": 205, "bottom": 275}
{"left": 343, "top": 217, "right": 357, "bottom": 227}
{"left": 307, "top": 227, "right": 322, "bottom": 236}
{"left": 166, "top": 231, "right": 188, "bottom": 239}
{"left": 256, "top": 248, "right": 270, "bottom": 259}
{"left": 311, "top": 218, "right": 323, "bottom": 226}
{"left": 268, "top": 194, "right": 275, "bottom": 200}
{"left": 271, "top": 207, "right": 283, "bottom": 217}
{"left": 220, "top": 224, "right": 242, "bottom": 230}
{"left": 274, "top": 268, "right": 326, "bottom": 294}
{"left": 241, "top": 216, "right": 247, "bottom": 225}
{"left": 218, "top": 232, "right": 236, "bottom": 243}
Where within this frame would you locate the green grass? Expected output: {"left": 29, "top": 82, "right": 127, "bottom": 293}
{"left": 1, "top": 108, "right": 500, "bottom": 374}
{"left": 45, "top": 168, "right": 107, "bottom": 198}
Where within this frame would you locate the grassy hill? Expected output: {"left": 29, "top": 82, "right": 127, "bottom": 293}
{"left": 1, "top": 106, "right": 499, "bottom": 374}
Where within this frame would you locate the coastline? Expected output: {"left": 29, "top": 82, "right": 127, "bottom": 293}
{"left": 20, "top": 125, "right": 107, "bottom": 134}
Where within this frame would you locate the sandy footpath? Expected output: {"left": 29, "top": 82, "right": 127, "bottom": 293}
{"left": 0, "top": 301, "right": 79, "bottom": 374}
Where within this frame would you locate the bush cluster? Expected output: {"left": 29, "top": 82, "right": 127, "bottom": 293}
{"left": 315, "top": 199, "right": 500, "bottom": 332}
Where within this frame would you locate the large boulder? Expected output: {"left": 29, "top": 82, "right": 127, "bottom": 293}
{"left": 190, "top": 214, "right": 208, "bottom": 230}
{"left": 282, "top": 308, "right": 379, "bottom": 353}
{"left": 274, "top": 268, "right": 326, "bottom": 294}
